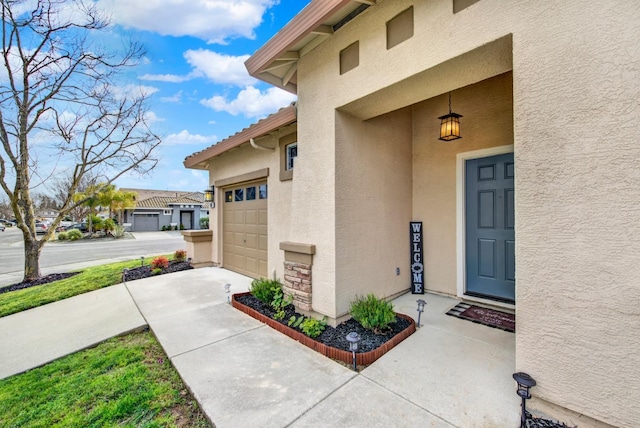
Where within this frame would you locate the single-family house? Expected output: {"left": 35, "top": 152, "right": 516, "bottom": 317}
{"left": 184, "top": 1, "right": 639, "bottom": 427}
{"left": 120, "top": 188, "right": 208, "bottom": 232}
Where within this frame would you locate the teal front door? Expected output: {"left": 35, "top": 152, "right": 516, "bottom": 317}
{"left": 465, "top": 153, "right": 515, "bottom": 303}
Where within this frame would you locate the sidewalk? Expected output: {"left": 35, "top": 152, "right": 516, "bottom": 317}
{"left": 0, "top": 268, "right": 519, "bottom": 427}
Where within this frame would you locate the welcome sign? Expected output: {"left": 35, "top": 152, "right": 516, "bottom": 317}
{"left": 410, "top": 222, "right": 424, "bottom": 294}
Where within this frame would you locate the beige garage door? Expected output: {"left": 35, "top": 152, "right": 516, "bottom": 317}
{"left": 223, "top": 181, "right": 268, "bottom": 278}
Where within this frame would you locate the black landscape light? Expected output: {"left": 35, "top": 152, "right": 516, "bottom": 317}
{"left": 187, "top": 257, "right": 192, "bottom": 265}
{"left": 122, "top": 268, "right": 129, "bottom": 284}
{"left": 346, "top": 332, "right": 361, "bottom": 372}
{"left": 513, "top": 372, "right": 536, "bottom": 428}
{"left": 224, "top": 283, "right": 231, "bottom": 303}
{"left": 416, "top": 299, "right": 426, "bottom": 327}
{"left": 140, "top": 256, "right": 144, "bottom": 267}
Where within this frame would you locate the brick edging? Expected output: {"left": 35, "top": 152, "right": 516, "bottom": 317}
{"left": 231, "top": 292, "right": 416, "bottom": 366}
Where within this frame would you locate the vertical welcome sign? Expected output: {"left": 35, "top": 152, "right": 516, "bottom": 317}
{"left": 410, "top": 222, "right": 424, "bottom": 294}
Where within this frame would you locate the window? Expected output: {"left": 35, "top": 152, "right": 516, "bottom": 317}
{"left": 234, "top": 188, "right": 244, "bottom": 201}
{"left": 225, "top": 191, "right": 233, "bottom": 202}
{"left": 286, "top": 143, "right": 297, "bottom": 170}
{"left": 387, "top": 7, "right": 413, "bottom": 49}
{"left": 340, "top": 41, "right": 359, "bottom": 75}
{"left": 246, "top": 186, "right": 256, "bottom": 200}
{"left": 163, "top": 209, "right": 172, "bottom": 215}
{"left": 259, "top": 184, "right": 268, "bottom": 199}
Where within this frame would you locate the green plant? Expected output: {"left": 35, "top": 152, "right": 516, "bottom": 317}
{"left": 249, "top": 278, "right": 281, "bottom": 304}
{"left": 89, "top": 215, "right": 103, "bottom": 232}
{"left": 57, "top": 231, "right": 68, "bottom": 240}
{"left": 199, "top": 216, "right": 209, "bottom": 229}
{"left": 179, "top": 223, "right": 185, "bottom": 230}
{"left": 112, "top": 225, "right": 126, "bottom": 238}
{"left": 174, "top": 249, "right": 187, "bottom": 262}
{"left": 151, "top": 268, "right": 162, "bottom": 275}
{"left": 288, "top": 315, "right": 328, "bottom": 338}
{"left": 67, "top": 229, "right": 83, "bottom": 241}
{"left": 349, "top": 293, "right": 396, "bottom": 333}
{"left": 103, "top": 218, "right": 115, "bottom": 233}
{"left": 270, "top": 285, "right": 292, "bottom": 321}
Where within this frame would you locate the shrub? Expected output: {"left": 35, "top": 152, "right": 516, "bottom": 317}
{"left": 288, "top": 315, "right": 327, "bottom": 338}
{"left": 200, "top": 216, "right": 209, "bottom": 229}
{"left": 174, "top": 249, "right": 187, "bottom": 262}
{"left": 271, "top": 285, "right": 292, "bottom": 321}
{"left": 249, "top": 278, "right": 281, "bottom": 304}
{"left": 151, "top": 256, "right": 169, "bottom": 270}
{"left": 103, "top": 218, "right": 115, "bottom": 232}
{"left": 57, "top": 231, "right": 68, "bottom": 240}
{"left": 89, "top": 215, "right": 103, "bottom": 232}
{"left": 67, "top": 229, "right": 83, "bottom": 241}
{"left": 349, "top": 294, "right": 396, "bottom": 332}
{"left": 151, "top": 268, "right": 162, "bottom": 275}
{"left": 179, "top": 223, "right": 185, "bottom": 230}
{"left": 112, "top": 225, "right": 126, "bottom": 238}
{"left": 161, "top": 225, "right": 167, "bottom": 231}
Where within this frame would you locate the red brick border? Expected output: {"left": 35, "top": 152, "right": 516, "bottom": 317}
{"left": 232, "top": 292, "right": 416, "bottom": 366}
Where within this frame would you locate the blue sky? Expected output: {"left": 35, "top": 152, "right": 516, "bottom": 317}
{"left": 99, "top": 0, "right": 305, "bottom": 192}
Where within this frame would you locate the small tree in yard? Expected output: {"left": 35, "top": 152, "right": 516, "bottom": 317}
{"left": 0, "top": 0, "right": 161, "bottom": 281}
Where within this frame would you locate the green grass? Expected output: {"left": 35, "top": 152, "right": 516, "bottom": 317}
{"left": 0, "top": 331, "right": 210, "bottom": 428}
{"left": 0, "top": 256, "right": 169, "bottom": 318}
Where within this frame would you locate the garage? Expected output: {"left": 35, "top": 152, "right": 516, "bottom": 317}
{"left": 223, "top": 181, "right": 268, "bottom": 278}
{"left": 133, "top": 213, "right": 159, "bottom": 232}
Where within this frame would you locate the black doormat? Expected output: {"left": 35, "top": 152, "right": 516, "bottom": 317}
{"left": 446, "top": 302, "right": 515, "bottom": 333}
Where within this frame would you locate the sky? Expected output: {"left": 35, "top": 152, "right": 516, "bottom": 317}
{"left": 97, "top": 0, "right": 305, "bottom": 192}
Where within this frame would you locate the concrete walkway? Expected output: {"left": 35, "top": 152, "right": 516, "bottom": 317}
{"left": 0, "top": 268, "right": 519, "bottom": 427}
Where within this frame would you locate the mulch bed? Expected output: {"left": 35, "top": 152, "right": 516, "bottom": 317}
{"left": 122, "top": 261, "right": 193, "bottom": 281}
{"left": 0, "top": 272, "right": 80, "bottom": 294}
{"left": 526, "top": 412, "right": 577, "bottom": 428}
{"left": 235, "top": 293, "right": 412, "bottom": 354}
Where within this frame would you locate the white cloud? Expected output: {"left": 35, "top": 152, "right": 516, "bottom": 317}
{"left": 101, "top": 0, "right": 276, "bottom": 44}
{"left": 113, "top": 84, "right": 160, "bottom": 99}
{"left": 184, "top": 50, "right": 256, "bottom": 86}
{"left": 159, "top": 91, "right": 184, "bottom": 103}
{"left": 163, "top": 130, "right": 218, "bottom": 146}
{"left": 200, "top": 86, "right": 296, "bottom": 118}
{"left": 140, "top": 73, "right": 194, "bottom": 83}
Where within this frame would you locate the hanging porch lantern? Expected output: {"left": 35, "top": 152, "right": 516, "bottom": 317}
{"left": 438, "top": 92, "right": 462, "bottom": 141}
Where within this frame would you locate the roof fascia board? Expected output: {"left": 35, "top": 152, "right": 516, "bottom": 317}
{"left": 183, "top": 105, "right": 297, "bottom": 169}
{"left": 245, "top": 0, "right": 353, "bottom": 76}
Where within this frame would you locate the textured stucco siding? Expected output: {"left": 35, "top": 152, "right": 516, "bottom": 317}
{"left": 294, "top": 0, "right": 640, "bottom": 426}
{"left": 208, "top": 133, "right": 293, "bottom": 281}
{"left": 334, "top": 108, "right": 413, "bottom": 317}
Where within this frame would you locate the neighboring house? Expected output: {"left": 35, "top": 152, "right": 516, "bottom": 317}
{"left": 184, "top": 2, "right": 639, "bottom": 427}
{"left": 120, "top": 188, "right": 208, "bottom": 232}
{"left": 36, "top": 209, "right": 59, "bottom": 224}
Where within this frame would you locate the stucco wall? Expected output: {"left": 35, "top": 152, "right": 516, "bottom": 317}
{"left": 293, "top": 0, "right": 640, "bottom": 426}
{"left": 208, "top": 129, "right": 295, "bottom": 281}
{"left": 412, "top": 72, "right": 513, "bottom": 297}
{"left": 334, "top": 108, "right": 413, "bottom": 317}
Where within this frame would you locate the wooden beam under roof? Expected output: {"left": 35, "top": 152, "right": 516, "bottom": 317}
{"left": 311, "top": 25, "right": 334, "bottom": 35}
{"left": 282, "top": 63, "right": 297, "bottom": 86}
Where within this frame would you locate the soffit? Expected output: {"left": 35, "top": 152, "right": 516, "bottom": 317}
{"left": 245, "top": 0, "right": 374, "bottom": 93}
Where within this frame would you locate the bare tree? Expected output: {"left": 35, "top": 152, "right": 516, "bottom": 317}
{"left": 0, "top": 0, "right": 161, "bottom": 281}
{"left": 52, "top": 171, "right": 95, "bottom": 220}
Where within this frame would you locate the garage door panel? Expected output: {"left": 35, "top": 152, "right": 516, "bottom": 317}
{"left": 223, "top": 180, "right": 267, "bottom": 279}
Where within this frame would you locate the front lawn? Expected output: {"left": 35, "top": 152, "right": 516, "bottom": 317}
{"left": 0, "top": 256, "right": 168, "bottom": 318}
{"left": 0, "top": 331, "right": 210, "bottom": 427}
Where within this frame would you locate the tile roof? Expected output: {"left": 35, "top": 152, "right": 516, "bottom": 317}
{"left": 135, "top": 196, "right": 203, "bottom": 209}
{"left": 183, "top": 102, "right": 297, "bottom": 169}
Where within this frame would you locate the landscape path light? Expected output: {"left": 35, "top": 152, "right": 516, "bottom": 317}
{"left": 224, "top": 283, "right": 231, "bottom": 303}
{"left": 346, "top": 332, "right": 361, "bottom": 372}
{"left": 416, "top": 299, "right": 426, "bottom": 328}
{"left": 122, "top": 268, "right": 129, "bottom": 285}
{"left": 140, "top": 256, "right": 144, "bottom": 267}
{"left": 513, "top": 372, "right": 536, "bottom": 428}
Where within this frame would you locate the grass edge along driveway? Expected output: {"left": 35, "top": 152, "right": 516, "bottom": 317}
{"left": 0, "top": 256, "right": 169, "bottom": 318}
{"left": 0, "top": 331, "right": 211, "bottom": 427}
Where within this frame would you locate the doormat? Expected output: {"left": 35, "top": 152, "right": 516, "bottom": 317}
{"left": 446, "top": 303, "right": 515, "bottom": 333}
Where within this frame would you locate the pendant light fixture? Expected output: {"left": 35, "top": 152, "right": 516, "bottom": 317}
{"left": 438, "top": 92, "right": 462, "bottom": 141}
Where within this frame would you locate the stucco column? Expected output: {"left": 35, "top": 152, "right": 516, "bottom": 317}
{"left": 182, "top": 230, "right": 213, "bottom": 268}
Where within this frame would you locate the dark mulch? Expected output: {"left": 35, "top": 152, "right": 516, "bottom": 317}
{"left": 235, "top": 293, "right": 411, "bottom": 353}
{"left": 0, "top": 272, "right": 80, "bottom": 294}
{"left": 123, "top": 261, "right": 193, "bottom": 282}
{"left": 525, "top": 412, "right": 577, "bottom": 428}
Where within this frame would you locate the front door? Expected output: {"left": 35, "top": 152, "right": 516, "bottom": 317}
{"left": 465, "top": 153, "right": 515, "bottom": 302}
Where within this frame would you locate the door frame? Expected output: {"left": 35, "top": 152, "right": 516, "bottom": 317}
{"left": 456, "top": 144, "right": 515, "bottom": 309}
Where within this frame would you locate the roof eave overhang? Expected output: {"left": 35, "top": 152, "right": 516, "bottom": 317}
{"left": 183, "top": 104, "right": 297, "bottom": 170}
{"left": 245, "top": 0, "right": 357, "bottom": 93}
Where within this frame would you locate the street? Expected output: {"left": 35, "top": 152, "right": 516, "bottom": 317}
{"left": 0, "top": 227, "right": 187, "bottom": 286}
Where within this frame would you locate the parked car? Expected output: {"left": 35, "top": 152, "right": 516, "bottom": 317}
{"left": 0, "top": 219, "right": 13, "bottom": 227}
{"left": 35, "top": 222, "right": 47, "bottom": 234}
{"left": 0, "top": 223, "right": 5, "bottom": 232}
{"left": 63, "top": 222, "right": 88, "bottom": 233}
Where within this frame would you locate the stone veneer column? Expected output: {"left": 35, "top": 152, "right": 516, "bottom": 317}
{"left": 280, "top": 241, "right": 315, "bottom": 311}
